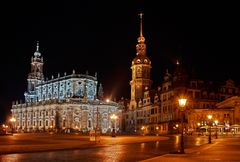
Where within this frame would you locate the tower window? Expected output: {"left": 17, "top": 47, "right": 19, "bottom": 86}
{"left": 88, "top": 120, "right": 91, "bottom": 127}
{"left": 63, "top": 120, "right": 66, "bottom": 127}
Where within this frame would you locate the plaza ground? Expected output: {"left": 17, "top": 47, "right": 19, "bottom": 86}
{"left": 1, "top": 133, "right": 240, "bottom": 161}
{"left": 141, "top": 135, "right": 240, "bottom": 162}
{"left": 0, "top": 133, "right": 169, "bottom": 154}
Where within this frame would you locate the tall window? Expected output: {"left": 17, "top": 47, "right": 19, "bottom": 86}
{"left": 63, "top": 120, "right": 66, "bottom": 127}
{"left": 88, "top": 120, "right": 91, "bottom": 128}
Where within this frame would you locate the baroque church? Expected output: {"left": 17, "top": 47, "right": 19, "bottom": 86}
{"left": 11, "top": 42, "right": 122, "bottom": 134}
{"left": 123, "top": 14, "right": 240, "bottom": 135}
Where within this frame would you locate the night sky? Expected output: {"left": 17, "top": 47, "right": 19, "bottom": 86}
{"left": 1, "top": 1, "right": 239, "bottom": 123}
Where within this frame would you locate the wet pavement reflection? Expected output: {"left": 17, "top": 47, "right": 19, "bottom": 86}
{"left": 0, "top": 135, "right": 208, "bottom": 162}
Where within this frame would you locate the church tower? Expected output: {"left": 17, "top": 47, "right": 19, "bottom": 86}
{"left": 24, "top": 41, "right": 44, "bottom": 103}
{"left": 129, "top": 13, "right": 152, "bottom": 109}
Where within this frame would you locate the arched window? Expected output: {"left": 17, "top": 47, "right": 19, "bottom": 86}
{"left": 63, "top": 120, "right": 66, "bottom": 127}
{"left": 88, "top": 120, "right": 91, "bottom": 128}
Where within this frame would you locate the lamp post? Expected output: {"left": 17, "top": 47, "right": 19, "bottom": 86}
{"left": 214, "top": 120, "right": 218, "bottom": 139}
{"left": 207, "top": 114, "right": 213, "bottom": 144}
{"left": 50, "top": 125, "right": 53, "bottom": 133}
{"left": 176, "top": 124, "right": 179, "bottom": 134}
{"left": 110, "top": 114, "right": 118, "bottom": 137}
{"left": 178, "top": 98, "right": 187, "bottom": 154}
{"left": 141, "top": 126, "right": 145, "bottom": 135}
{"left": 9, "top": 117, "right": 16, "bottom": 134}
{"left": 156, "top": 126, "right": 159, "bottom": 136}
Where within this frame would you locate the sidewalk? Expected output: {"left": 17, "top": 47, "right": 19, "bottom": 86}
{"left": 141, "top": 135, "right": 240, "bottom": 162}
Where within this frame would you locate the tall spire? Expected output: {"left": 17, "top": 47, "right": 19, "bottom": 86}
{"left": 137, "top": 13, "right": 145, "bottom": 43}
{"left": 36, "top": 41, "right": 39, "bottom": 52}
{"left": 130, "top": 13, "right": 152, "bottom": 110}
{"left": 34, "top": 41, "right": 41, "bottom": 58}
{"left": 29, "top": 40, "right": 44, "bottom": 80}
{"left": 139, "top": 13, "right": 143, "bottom": 37}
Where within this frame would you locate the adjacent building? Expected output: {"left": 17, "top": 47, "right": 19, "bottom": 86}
{"left": 124, "top": 13, "right": 240, "bottom": 135}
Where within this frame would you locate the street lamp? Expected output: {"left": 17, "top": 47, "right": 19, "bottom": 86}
{"left": 178, "top": 97, "right": 187, "bottom": 154}
{"left": 110, "top": 114, "right": 118, "bottom": 137}
{"left": 141, "top": 126, "right": 145, "bottom": 135}
{"left": 9, "top": 117, "right": 16, "bottom": 134}
{"left": 197, "top": 122, "right": 201, "bottom": 135}
{"left": 156, "top": 126, "right": 159, "bottom": 136}
{"left": 50, "top": 125, "right": 53, "bottom": 133}
{"left": 207, "top": 114, "right": 213, "bottom": 144}
{"left": 214, "top": 120, "right": 218, "bottom": 139}
{"left": 174, "top": 124, "right": 179, "bottom": 134}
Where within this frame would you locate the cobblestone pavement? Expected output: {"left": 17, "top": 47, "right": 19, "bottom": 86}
{"left": 141, "top": 135, "right": 240, "bottom": 162}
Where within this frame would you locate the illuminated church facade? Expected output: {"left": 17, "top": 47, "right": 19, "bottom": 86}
{"left": 11, "top": 43, "right": 122, "bottom": 133}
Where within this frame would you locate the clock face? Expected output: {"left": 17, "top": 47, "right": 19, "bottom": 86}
{"left": 137, "top": 67, "right": 142, "bottom": 77}
{"left": 74, "top": 110, "right": 79, "bottom": 115}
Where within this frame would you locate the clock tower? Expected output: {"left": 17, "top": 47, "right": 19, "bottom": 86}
{"left": 129, "top": 13, "right": 152, "bottom": 109}
{"left": 24, "top": 41, "right": 44, "bottom": 103}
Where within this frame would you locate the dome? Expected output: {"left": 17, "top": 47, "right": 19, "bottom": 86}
{"left": 34, "top": 51, "right": 41, "bottom": 58}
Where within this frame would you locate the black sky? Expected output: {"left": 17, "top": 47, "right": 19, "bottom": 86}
{"left": 1, "top": 1, "right": 239, "bottom": 123}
